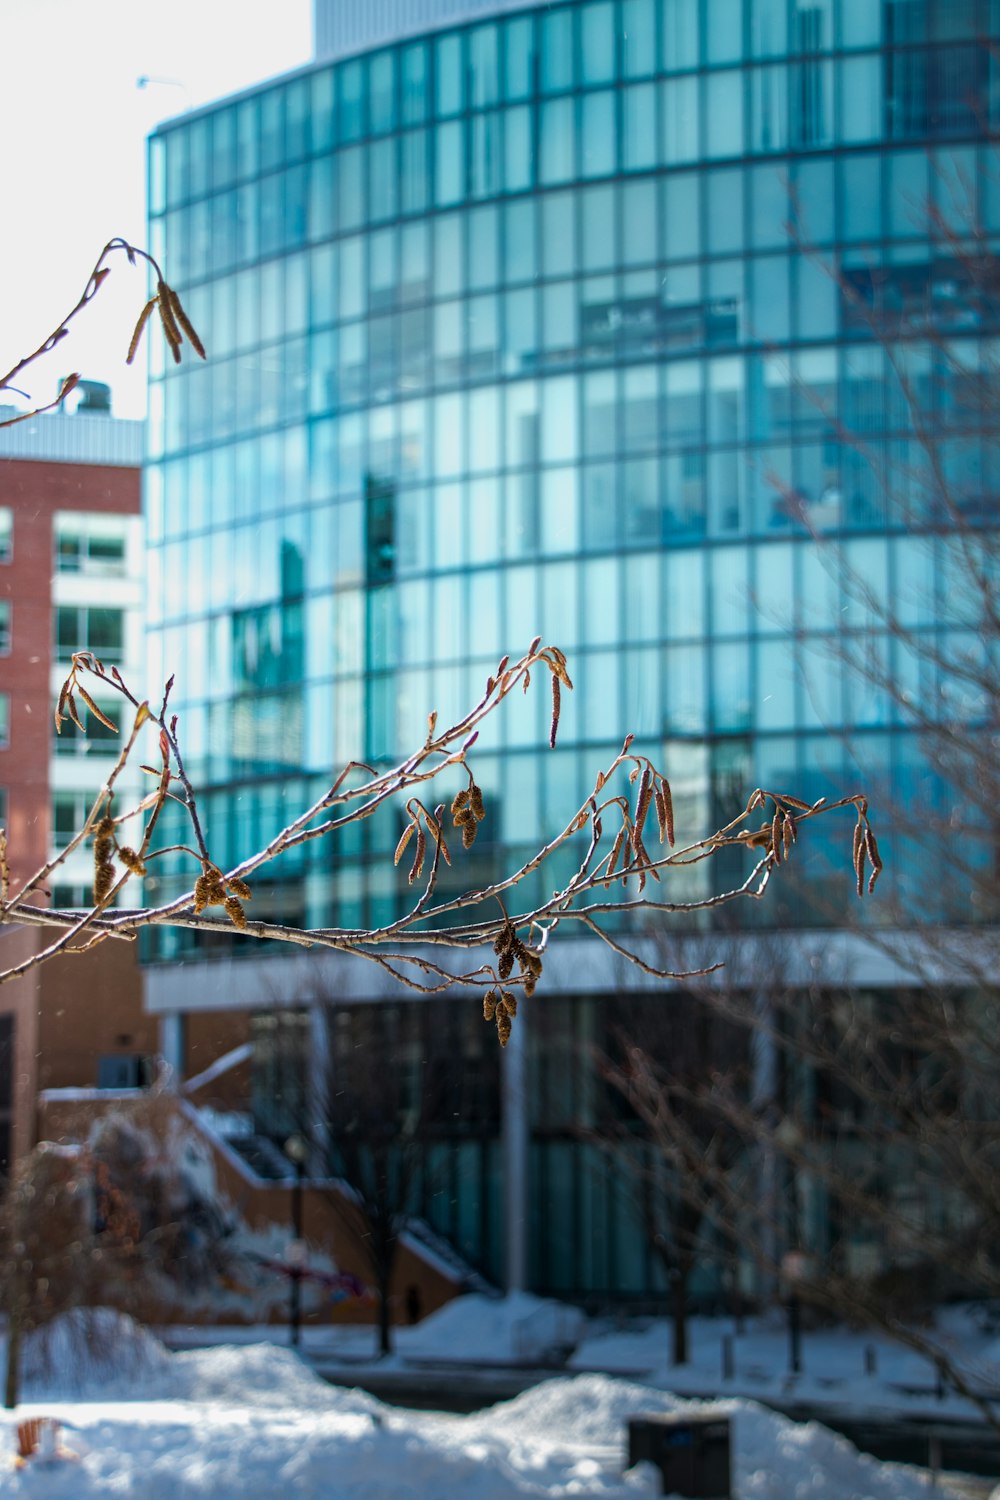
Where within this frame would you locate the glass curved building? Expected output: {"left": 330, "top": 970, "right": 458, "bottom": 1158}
{"left": 145, "top": 0, "right": 999, "bottom": 1299}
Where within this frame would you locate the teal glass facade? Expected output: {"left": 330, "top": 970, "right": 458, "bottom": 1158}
{"left": 146, "top": 0, "right": 999, "bottom": 1297}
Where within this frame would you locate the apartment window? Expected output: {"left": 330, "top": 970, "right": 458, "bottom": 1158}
{"left": 0, "top": 694, "right": 8, "bottom": 749}
{"left": 0, "top": 509, "right": 10, "bottom": 562}
{"left": 55, "top": 524, "right": 126, "bottom": 575}
{"left": 0, "top": 788, "right": 7, "bottom": 827}
{"left": 53, "top": 790, "right": 90, "bottom": 849}
{"left": 54, "top": 708, "right": 120, "bottom": 756}
{"left": 55, "top": 605, "right": 125, "bottom": 662}
{"left": 0, "top": 601, "right": 9, "bottom": 653}
{"left": 51, "top": 882, "right": 91, "bottom": 908}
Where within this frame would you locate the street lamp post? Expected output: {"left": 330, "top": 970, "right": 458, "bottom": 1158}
{"left": 284, "top": 1134, "right": 308, "bottom": 1348}
{"left": 781, "top": 1250, "right": 807, "bottom": 1376}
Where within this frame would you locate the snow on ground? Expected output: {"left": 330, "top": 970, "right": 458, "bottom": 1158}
{"left": 0, "top": 1309, "right": 981, "bottom": 1498}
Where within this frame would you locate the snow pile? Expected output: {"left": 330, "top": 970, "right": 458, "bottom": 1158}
{"left": 0, "top": 1326, "right": 969, "bottom": 1498}
{"left": 404, "top": 1291, "right": 585, "bottom": 1367}
{"left": 20, "top": 1310, "right": 172, "bottom": 1398}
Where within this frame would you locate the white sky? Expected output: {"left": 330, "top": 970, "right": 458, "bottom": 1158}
{"left": 0, "top": 0, "right": 313, "bottom": 420}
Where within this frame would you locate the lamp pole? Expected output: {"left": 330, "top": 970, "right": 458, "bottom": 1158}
{"left": 285, "top": 1134, "right": 308, "bottom": 1348}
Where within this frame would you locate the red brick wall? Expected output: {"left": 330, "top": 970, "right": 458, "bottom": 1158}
{"left": 0, "top": 458, "right": 140, "bottom": 890}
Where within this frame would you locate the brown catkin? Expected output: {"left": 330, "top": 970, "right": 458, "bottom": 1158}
{"left": 118, "top": 847, "right": 147, "bottom": 876}
{"left": 93, "top": 860, "right": 115, "bottom": 904}
{"left": 168, "top": 287, "right": 207, "bottom": 359}
{"left": 227, "top": 877, "right": 253, "bottom": 900}
{"left": 470, "top": 783, "right": 485, "bottom": 821}
{"left": 483, "top": 991, "right": 497, "bottom": 1021}
{"left": 126, "top": 299, "right": 157, "bottom": 365}
{"left": 661, "top": 778, "right": 675, "bottom": 847}
{"left": 224, "top": 896, "right": 248, "bottom": 930}
{"left": 549, "top": 674, "right": 561, "bottom": 749}
{"left": 496, "top": 1009, "right": 512, "bottom": 1047}
{"left": 501, "top": 989, "right": 518, "bottom": 1016}
{"left": 408, "top": 825, "right": 426, "bottom": 884}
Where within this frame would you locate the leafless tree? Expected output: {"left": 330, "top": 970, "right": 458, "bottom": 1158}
{"left": 595, "top": 991, "right": 751, "bottom": 1366}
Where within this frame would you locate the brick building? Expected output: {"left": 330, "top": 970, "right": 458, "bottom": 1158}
{"left": 0, "top": 400, "right": 153, "bottom": 1171}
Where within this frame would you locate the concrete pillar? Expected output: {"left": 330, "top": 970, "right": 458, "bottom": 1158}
{"left": 159, "top": 1012, "right": 185, "bottom": 1087}
{"left": 502, "top": 1007, "right": 528, "bottom": 1292}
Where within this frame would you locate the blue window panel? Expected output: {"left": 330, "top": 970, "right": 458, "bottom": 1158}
{"left": 541, "top": 97, "right": 578, "bottom": 183}
{"left": 623, "top": 83, "right": 656, "bottom": 170}
{"left": 436, "top": 119, "right": 465, "bottom": 207}
{"left": 504, "top": 105, "right": 534, "bottom": 192}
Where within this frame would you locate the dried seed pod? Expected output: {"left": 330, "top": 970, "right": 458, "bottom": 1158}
{"left": 782, "top": 814, "right": 795, "bottom": 859}
{"left": 93, "top": 858, "right": 116, "bottom": 904}
{"left": 118, "top": 847, "right": 147, "bottom": 876}
{"left": 633, "top": 766, "right": 652, "bottom": 853}
{"left": 224, "top": 895, "right": 248, "bottom": 930}
{"left": 408, "top": 825, "right": 427, "bottom": 885}
{"left": 168, "top": 286, "right": 207, "bottom": 359}
{"left": 126, "top": 298, "right": 157, "bottom": 365}
{"left": 852, "top": 822, "right": 865, "bottom": 897}
{"left": 394, "top": 822, "right": 416, "bottom": 867}
{"left": 864, "top": 827, "right": 883, "bottom": 894}
{"left": 660, "top": 778, "right": 675, "bottom": 847}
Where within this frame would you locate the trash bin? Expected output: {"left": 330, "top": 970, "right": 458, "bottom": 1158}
{"left": 627, "top": 1412, "right": 731, "bottom": 1499}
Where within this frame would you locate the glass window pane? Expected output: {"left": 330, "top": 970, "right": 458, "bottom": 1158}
{"left": 751, "top": 255, "right": 790, "bottom": 342}
{"left": 750, "top": 63, "right": 788, "bottom": 150}
{"left": 581, "top": 185, "right": 616, "bottom": 270}
{"left": 623, "top": 83, "right": 656, "bottom": 170}
{"left": 661, "top": 76, "right": 699, "bottom": 162}
{"left": 504, "top": 105, "right": 533, "bottom": 191}
{"left": 662, "top": 173, "right": 700, "bottom": 259}
{"left": 470, "top": 112, "right": 501, "bottom": 199}
{"left": 661, "top": 0, "right": 700, "bottom": 71}
{"left": 541, "top": 377, "right": 579, "bottom": 464}
{"left": 504, "top": 199, "right": 537, "bottom": 283}
{"left": 706, "top": 71, "right": 744, "bottom": 158}
{"left": 751, "top": 0, "right": 787, "bottom": 55}
{"left": 437, "top": 33, "right": 464, "bottom": 116}
{"left": 541, "top": 191, "right": 577, "bottom": 277}
{"left": 707, "top": 169, "right": 744, "bottom": 255}
{"left": 541, "top": 98, "right": 577, "bottom": 183}
{"left": 582, "top": 2, "right": 616, "bottom": 84}
{"left": 469, "top": 24, "right": 499, "bottom": 107}
{"left": 369, "top": 50, "right": 397, "bottom": 133}
{"left": 505, "top": 14, "right": 535, "bottom": 100}
{"left": 401, "top": 129, "right": 429, "bottom": 215}
{"left": 839, "top": 55, "right": 882, "bottom": 143}
{"left": 621, "top": 179, "right": 657, "bottom": 264}
{"left": 469, "top": 205, "right": 499, "bottom": 290}
{"left": 436, "top": 120, "right": 464, "bottom": 206}
{"left": 581, "top": 91, "right": 616, "bottom": 178}
{"left": 402, "top": 42, "right": 429, "bottom": 123}
{"left": 840, "top": 153, "right": 881, "bottom": 242}
{"left": 707, "top": 0, "right": 744, "bottom": 62}
{"left": 339, "top": 59, "right": 364, "bottom": 140}
{"left": 622, "top": 0, "right": 656, "bottom": 77}
{"left": 541, "top": 10, "right": 575, "bottom": 92}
